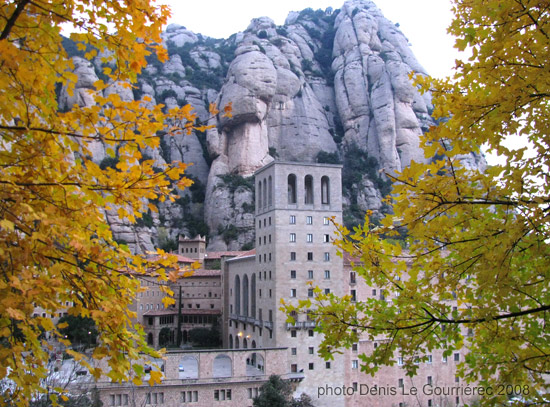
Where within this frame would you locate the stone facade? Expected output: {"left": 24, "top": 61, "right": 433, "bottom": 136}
{"left": 96, "top": 348, "right": 295, "bottom": 407}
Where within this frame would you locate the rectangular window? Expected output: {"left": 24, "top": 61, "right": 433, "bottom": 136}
{"left": 324, "top": 288, "right": 330, "bottom": 294}
{"left": 307, "top": 270, "right": 313, "bottom": 279}
{"left": 398, "top": 378, "right": 404, "bottom": 388}
{"left": 326, "top": 362, "right": 331, "bottom": 369}
{"left": 291, "top": 348, "right": 297, "bottom": 355}
{"left": 428, "top": 355, "right": 432, "bottom": 364}
{"left": 454, "top": 353, "right": 460, "bottom": 362}
{"left": 248, "top": 388, "right": 253, "bottom": 399}
{"left": 307, "top": 252, "right": 313, "bottom": 261}
{"left": 427, "top": 376, "right": 432, "bottom": 385}
{"left": 398, "top": 357, "right": 403, "bottom": 365}
{"left": 308, "top": 288, "right": 314, "bottom": 298}
{"left": 443, "top": 355, "right": 448, "bottom": 363}
{"left": 290, "top": 233, "right": 296, "bottom": 242}
{"left": 323, "top": 234, "right": 330, "bottom": 243}
{"left": 308, "top": 329, "right": 314, "bottom": 337}
{"left": 323, "top": 216, "right": 330, "bottom": 225}
{"left": 290, "top": 215, "right": 296, "bottom": 224}
{"left": 308, "top": 362, "right": 314, "bottom": 370}
{"left": 350, "top": 290, "right": 356, "bottom": 302}
{"left": 290, "top": 270, "right": 296, "bottom": 279}
{"left": 352, "top": 360, "right": 358, "bottom": 369}
{"left": 290, "top": 289, "right": 296, "bottom": 297}
{"left": 291, "top": 364, "right": 297, "bottom": 373}
{"left": 324, "top": 270, "right": 330, "bottom": 279}
{"left": 290, "top": 252, "right": 296, "bottom": 261}
{"left": 352, "top": 343, "right": 358, "bottom": 352}
{"left": 324, "top": 252, "right": 330, "bottom": 261}
{"left": 291, "top": 330, "right": 297, "bottom": 338}
{"left": 306, "top": 233, "right": 313, "bottom": 243}
{"left": 350, "top": 272, "right": 356, "bottom": 284}
{"left": 309, "top": 347, "right": 314, "bottom": 354}
{"left": 306, "top": 216, "right": 313, "bottom": 225}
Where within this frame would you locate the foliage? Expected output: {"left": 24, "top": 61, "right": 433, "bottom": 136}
{"left": 286, "top": 2, "right": 550, "bottom": 406}
{"left": 217, "top": 174, "right": 254, "bottom": 193}
{"left": 0, "top": 1, "right": 230, "bottom": 405}
{"left": 187, "top": 323, "right": 221, "bottom": 348}
{"left": 252, "top": 375, "right": 292, "bottom": 407}
{"left": 316, "top": 151, "right": 341, "bottom": 164}
{"left": 158, "top": 327, "right": 174, "bottom": 348}
{"left": 57, "top": 316, "right": 97, "bottom": 350}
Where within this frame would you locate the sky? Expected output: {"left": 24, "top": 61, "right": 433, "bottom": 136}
{"left": 163, "top": 0, "right": 460, "bottom": 79}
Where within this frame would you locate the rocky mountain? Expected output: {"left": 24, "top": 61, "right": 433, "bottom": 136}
{"left": 60, "top": 0, "right": 485, "bottom": 252}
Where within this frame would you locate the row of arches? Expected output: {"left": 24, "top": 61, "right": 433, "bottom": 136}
{"left": 257, "top": 176, "right": 273, "bottom": 210}
{"left": 234, "top": 273, "right": 256, "bottom": 318}
{"left": 287, "top": 174, "right": 331, "bottom": 205}
{"left": 178, "top": 352, "right": 264, "bottom": 379}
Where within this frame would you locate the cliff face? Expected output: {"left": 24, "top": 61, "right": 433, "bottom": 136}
{"left": 60, "top": 0, "right": 484, "bottom": 252}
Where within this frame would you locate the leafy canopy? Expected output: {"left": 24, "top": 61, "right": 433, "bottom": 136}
{"left": 286, "top": 1, "right": 550, "bottom": 405}
{"left": 0, "top": 0, "right": 229, "bottom": 405}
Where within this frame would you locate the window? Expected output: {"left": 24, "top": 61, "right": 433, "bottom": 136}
{"left": 307, "top": 270, "right": 313, "bottom": 279}
{"left": 427, "top": 376, "right": 432, "bottom": 385}
{"left": 308, "top": 347, "right": 314, "bottom": 354}
{"left": 289, "top": 233, "right": 296, "bottom": 242}
{"left": 306, "top": 233, "right": 313, "bottom": 243}
{"left": 290, "top": 270, "right": 296, "bottom": 279}
{"left": 428, "top": 401, "right": 432, "bottom": 407}
{"left": 352, "top": 343, "right": 358, "bottom": 352}
{"left": 304, "top": 175, "right": 314, "bottom": 204}
{"left": 288, "top": 174, "right": 297, "bottom": 204}
{"left": 398, "top": 378, "right": 404, "bottom": 388}
{"left": 291, "top": 330, "right": 297, "bottom": 338}
{"left": 290, "top": 252, "right": 296, "bottom": 261}
{"left": 398, "top": 357, "right": 403, "bottom": 366}
{"left": 308, "top": 288, "right": 313, "bottom": 298}
{"left": 308, "top": 362, "right": 314, "bottom": 370}
{"left": 308, "top": 329, "right": 314, "bottom": 337}
{"left": 290, "top": 215, "right": 296, "bottom": 224}
{"left": 324, "top": 252, "right": 330, "bottom": 261}
{"left": 307, "top": 252, "right": 313, "bottom": 261}
{"left": 442, "top": 355, "right": 448, "bottom": 363}
{"left": 454, "top": 353, "right": 460, "bottom": 362}
{"left": 323, "top": 234, "right": 330, "bottom": 243}
{"left": 306, "top": 216, "right": 313, "bottom": 225}
{"left": 291, "top": 364, "right": 297, "bottom": 373}
{"left": 323, "top": 216, "right": 330, "bottom": 225}
{"left": 352, "top": 360, "right": 358, "bottom": 369}
{"left": 428, "top": 355, "right": 432, "bottom": 364}
{"left": 326, "top": 362, "right": 331, "bottom": 369}
{"left": 350, "top": 272, "right": 356, "bottom": 284}
{"left": 321, "top": 176, "right": 330, "bottom": 204}
{"left": 350, "top": 290, "right": 356, "bottom": 302}
{"left": 372, "top": 289, "right": 377, "bottom": 296}
{"left": 324, "top": 270, "right": 330, "bottom": 279}
{"left": 291, "top": 348, "right": 297, "bottom": 355}
{"left": 324, "top": 288, "right": 330, "bottom": 294}
{"left": 290, "top": 289, "right": 296, "bottom": 298}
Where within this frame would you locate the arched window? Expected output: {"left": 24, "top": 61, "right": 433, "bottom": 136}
{"left": 268, "top": 176, "right": 273, "bottom": 206}
{"left": 234, "top": 275, "right": 241, "bottom": 315}
{"left": 287, "top": 174, "right": 297, "bottom": 204}
{"left": 262, "top": 179, "right": 267, "bottom": 209}
{"left": 257, "top": 181, "right": 262, "bottom": 211}
{"left": 251, "top": 274, "right": 256, "bottom": 319}
{"left": 179, "top": 356, "right": 199, "bottom": 379}
{"left": 243, "top": 274, "right": 249, "bottom": 317}
{"left": 235, "top": 336, "right": 240, "bottom": 349}
{"left": 252, "top": 340, "right": 257, "bottom": 349}
{"left": 305, "top": 175, "right": 314, "bottom": 204}
{"left": 321, "top": 176, "right": 330, "bottom": 204}
{"left": 243, "top": 338, "right": 248, "bottom": 349}
{"left": 229, "top": 334, "right": 233, "bottom": 349}
{"left": 213, "top": 354, "right": 232, "bottom": 378}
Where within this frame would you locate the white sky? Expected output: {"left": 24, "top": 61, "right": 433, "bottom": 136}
{"left": 164, "top": 0, "right": 461, "bottom": 79}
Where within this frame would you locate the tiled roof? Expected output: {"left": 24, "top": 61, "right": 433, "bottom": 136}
{"left": 143, "top": 308, "right": 221, "bottom": 316}
{"left": 204, "top": 251, "right": 248, "bottom": 259}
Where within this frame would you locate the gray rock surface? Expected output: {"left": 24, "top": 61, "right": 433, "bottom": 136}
{"left": 64, "top": 0, "right": 485, "bottom": 251}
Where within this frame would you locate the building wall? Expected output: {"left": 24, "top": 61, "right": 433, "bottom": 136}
{"left": 97, "top": 348, "right": 291, "bottom": 407}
